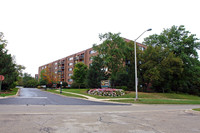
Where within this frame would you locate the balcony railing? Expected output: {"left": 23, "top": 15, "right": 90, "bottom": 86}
{"left": 79, "top": 55, "right": 84, "bottom": 60}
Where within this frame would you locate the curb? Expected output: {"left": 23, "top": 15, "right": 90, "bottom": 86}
{"left": 185, "top": 109, "right": 200, "bottom": 114}
{"left": 0, "top": 88, "right": 20, "bottom": 99}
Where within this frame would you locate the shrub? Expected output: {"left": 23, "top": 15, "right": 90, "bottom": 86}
{"left": 88, "top": 88, "right": 125, "bottom": 97}
{"left": 116, "top": 86, "right": 128, "bottom": 91}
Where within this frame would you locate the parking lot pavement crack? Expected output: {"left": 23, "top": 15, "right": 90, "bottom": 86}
{"left": 33, "top": 117, "right": 54, "bottom": 133}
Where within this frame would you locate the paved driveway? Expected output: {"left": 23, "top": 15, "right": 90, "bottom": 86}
{"left": 0, "top": 88, "right": 126, "bottom": 105}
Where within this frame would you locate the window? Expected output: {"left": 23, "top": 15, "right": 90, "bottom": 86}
{"left": 68, "top": 73, "right": 73, "bottom": 76}
{"left": 139, "top": 47, "right": 145, "bottom": 51}
{"left": 55, "top": 62, "right": 57, "bottom": 65}
{"left": 89, "top": 57, "right": 93, "bottom": 61}
{"left": 68, "top": 68, "right": 73, "bottom": 71}
{"left": 89, "top": 50, "right": 96, "bottom": 54}
{"left": 68, "top": 57, "right": 73, "bottom": 61}
{"left": 45, "top": 66, "right": 47, "bottom": 68}
{"left": 55, "top": 71, "right": 57, "bottom": 74}
{"left": 68, "top": 63, "right": 73, "bottom": 66}
{"left": 68, "top": 79, "right": 73, "bottom": 82}
{"left": 42, "top": 67, "right": 44, "bottom": 69}
{"left": 55, "top": 67, "right": 57, "bottom": 70}
{"left": 101, "top": 67, "right": 108, "bottom": 72}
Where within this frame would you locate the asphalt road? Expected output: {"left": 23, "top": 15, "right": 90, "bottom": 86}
{"left": 0, "top": 105, "right": 200, "bottom": 133}
{"left": 0, "top": 88, "right": 127, "bottom": 105}
{"left": 1, "top": 88, "right": 200, "bottom": 133}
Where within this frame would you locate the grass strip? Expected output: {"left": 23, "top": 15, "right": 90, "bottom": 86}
{"left": 47, "top": 89, "right": 88, "bottom": 99}
{"left": 0, "top": 88, "right": 19, "bottom": 97}
{"left": 192, "top": 108, "right": 200, "bottom": 111}
{"left": 110, "top": 98, "right": 200, "bottom": 104}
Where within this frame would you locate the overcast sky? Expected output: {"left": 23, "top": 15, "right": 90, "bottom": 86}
{"left": 1, "top": 0, "right": 200, "bottom": 76}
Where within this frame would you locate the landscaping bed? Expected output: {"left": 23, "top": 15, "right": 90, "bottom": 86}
{"left": 88, "top": 88, "right": 125, "bottom": 97}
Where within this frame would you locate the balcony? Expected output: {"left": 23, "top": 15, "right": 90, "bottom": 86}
{"left": 79, "top": 55, "right": 84, "bottom": 60}
{"left": 74, "top": 56, "right": 79, "bottom": 60}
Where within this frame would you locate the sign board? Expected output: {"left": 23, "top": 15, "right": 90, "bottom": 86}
{"left": 0, "top": 75, "right": 5, "bottom": 81}
{"left": 101, "top": 80, "right": 110, "bottom": 88}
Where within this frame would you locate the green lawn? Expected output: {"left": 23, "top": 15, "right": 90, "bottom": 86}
{"left": 110, "top": 99, "right": 200, "bottom": 104}
{"left": 192, "top": 108, "right": 200, "bottom": 111}
{"left": 0, "top": 88, "right": 19, "bottom": 97}
{"left": 47, "top": 89, "right": 88, "bottom": 99}
{"left": 48, "top": 88, "right": 200, "bottom": 104}
{"left": 62, "top": 88, "right": 200, "bottom": 99}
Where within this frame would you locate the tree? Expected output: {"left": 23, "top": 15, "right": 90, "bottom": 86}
{"left": 93, "top": 32, "right": 127, "bottom": 80}
{"left": 22, "top": 73, "right": 38, "bottom": 88}
{"left": 25, "top": 79, "right": 38, "bottom": 88}
{"left": 139, "top": 46, "right": 183, "bottom": 93}
{"left": 23, "top": 73, "right": 33, "bottom": 85}
{"left": 71, "top": 62, "right": 88, "bottom": 88}
{"left": 85, "top": 56, "right": 107, "bottom": 88}
{"left": 143, "top": 25, "right": 200, "bottom": 94}
{"left": 0, "top": 32, "right": 18, "bottom": 90}
{"left": 123, "top": 40, "right": 145, "bottom": 89}
{"left": 39, "top": 70, "right": 47, "bottom": 85}
{"left": 16, "top": 65, "right": 25, "bottom": 86}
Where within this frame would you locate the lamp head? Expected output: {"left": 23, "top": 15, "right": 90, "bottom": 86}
{"left": 147, "top": 28, "right": 152, "bottom": 31}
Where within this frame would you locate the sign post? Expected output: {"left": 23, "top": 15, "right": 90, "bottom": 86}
{"left": 0, "top": 75, "right": 5, "bottom": 92}
{"left": 60, "top": 81, "right": 62, "bottom": 94}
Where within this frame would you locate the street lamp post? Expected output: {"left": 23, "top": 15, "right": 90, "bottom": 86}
{"left": 134, "top": 29, "right": 152, "bottom": 101}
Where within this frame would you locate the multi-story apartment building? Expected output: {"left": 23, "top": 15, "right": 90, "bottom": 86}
{"left": 38, "top": 47, "right": 98, "bottom": 87}
{"left": 38, "top": 39, "right": 146, "bottom": 87}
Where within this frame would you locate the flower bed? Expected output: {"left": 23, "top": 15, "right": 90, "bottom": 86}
{"left": 88, "top": 88, "right": 125, "bottom": 97}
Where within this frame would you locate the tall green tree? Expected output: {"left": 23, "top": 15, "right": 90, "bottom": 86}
{"left": 93, "top": 32, "right": 127, "bottom": 80}
{"left": 143, "top": 25, "right": 200, "bottom": 95}
{"left": 0, "top": 32, "right": 18, "bottom": 90}
{"left": 85, "top": 56, "right": 107, "bottom": 88}
{"left": 139, "top": 46, "right": 183, "bottom": 93}
{"left": 124, "top": 40, "right": 144, "bottom": 89}
{"left": 71, "top": 62, "right": 88, "bottom": 88}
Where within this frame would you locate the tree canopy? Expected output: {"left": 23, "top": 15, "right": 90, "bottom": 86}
{"left": 71, "top": 62, "right": 88, "bottom": 88}
{"left": 0, "top": 32, "right": 19, "bottom": 90}
{"left": 143, "top": 25, "right": 200, "bottom": 95}
{"left": 93, "top": 32, "right": 127, "bottom": 78}
{"left": 85, "top": 55, "right": 107, "bottom": 88}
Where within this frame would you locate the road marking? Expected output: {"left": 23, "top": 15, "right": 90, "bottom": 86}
{"left": 17, "top": 97, "right": 48, "bottom": 99}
